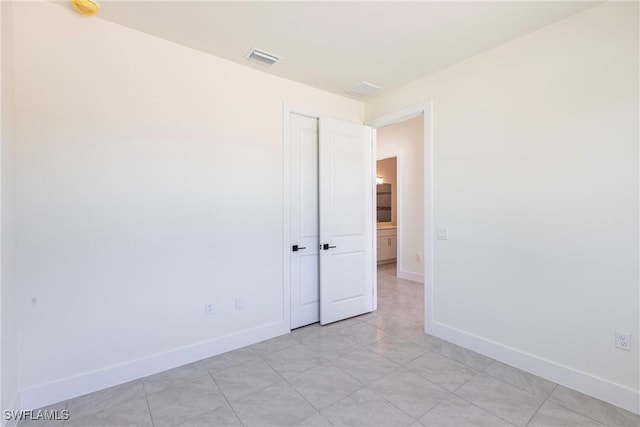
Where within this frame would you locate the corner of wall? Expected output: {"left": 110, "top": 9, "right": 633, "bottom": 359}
{"left": 1, "top": 0, "right": 20, "bottom": 422}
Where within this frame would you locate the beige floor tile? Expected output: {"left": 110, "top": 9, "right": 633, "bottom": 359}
{"left": 66, "top": 381, "right": 145, "bottom": 420}
{"left": 419, "top": 394, "right": 512, "bottom": 426}
{"left": 405, "top": 351, "right": 477, "bottom": 391}
{"left": 549, "top": 385, "right": 640, "bottom": 427}
{"left": 65, "top": 397, "right": 152, "bottom": 427}
{"left": 368, "top": 368, "right": 449, "bottom": 418}
{"left": 430, "top": 338, "right": 493, "bottom": 370}
{"left": 396, "top": 326, "right": 438, "bottom": 349}
{"left": 366, "top": 313, "right": 415, "bottom": 334}
{"left": 261, "top": 343, "right": 329, "bottom": 378}
{"left": 483, "top": 360, "right": 556, "bottom": 398}
{"left": 201, "top": 347, "right": 260, "bottom": 372}
{"left": 297, "top": 333, "right": 363, "bottom": 360}
{"left": 367, "top": 335, "right": 429, "bottom": 364}
{"left": 295, "top": 411, "right": 334, "bottom": 426}
{"left": 288, "top": 365, "right": 362, "bottom": 409}
{"left": 232, "top": 381, "right": 316, "bottom": 426}
{"left": 321, "top": 388, "right": 414, "bottom": 427}
{"left": 177, "top": 403, "right": 242, "bottom": 426}
{"left": 332, "top": 348, "right": 400, "bottom": 385}
{"left": 337, "top": 322, "right": 388, "bottom": 345}
{"left": 528, "top": 401, "right": 605, "bottom": 427}
{"left": 211, "top": 358, "right": 282, "bottom": 402}
{"left": 142, "top": 361, "right": 208, "bottom": 394}
{"left": 455, "top": 373, "right": 545, "bottom": 426}
{"left": 147, "top": 375, "right": 227, "bottom": 426}
{"left": 251, "top": 334, "right": 300, "bottom": 354}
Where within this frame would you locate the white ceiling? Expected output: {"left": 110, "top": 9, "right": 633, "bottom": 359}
{"left": 89, "top": 1, "right": 600, "bottom": 99}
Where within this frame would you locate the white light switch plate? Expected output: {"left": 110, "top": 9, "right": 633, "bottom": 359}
{"left": 436, "top": 228, "right": 448, "bottom": 240}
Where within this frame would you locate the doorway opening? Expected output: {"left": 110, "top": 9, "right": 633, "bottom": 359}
{"left": 374, "top": 113, "right": 426, "bottom": 327}
{"left": 376, "top": 156, "right": 397, "bottom": 267}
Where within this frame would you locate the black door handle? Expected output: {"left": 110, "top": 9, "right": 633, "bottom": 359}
{"left": 322, "top": 244, "right": 337, "bottom": 250}
{"left": 292, "top": 245, "right": 307, "bottom": 252}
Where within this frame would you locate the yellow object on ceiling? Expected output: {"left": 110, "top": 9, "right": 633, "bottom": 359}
{"left": 71, "top": 0, "right": 99, "bottom": 17}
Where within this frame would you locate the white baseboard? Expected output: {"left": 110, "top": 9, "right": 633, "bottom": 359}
{"left": 2, "top": 393, "right": 21, "bottom": 427}
{"left": 397, "top": 269, "right": 424, "bottom": 283}
{"left": 428, "top": 321, "right": 640, "bottom": 415}
{"left": 19, "top": 320, "right": 289, "bottom": 411}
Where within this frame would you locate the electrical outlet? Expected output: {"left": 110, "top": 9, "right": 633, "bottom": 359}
{"left": 205, "top": 303, "right": 215, "bottom": 315}
{"left": 235, "top": 298, "right": 244, "bottom": 310}
{"left": 416, "top": 254, "right": 421, "bottom": 262}
{"left": 615, "top": 332, "right": 631, "bottom": 351}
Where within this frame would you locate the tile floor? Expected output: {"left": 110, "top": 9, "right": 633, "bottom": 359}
{"left": 20, "top": 264, "right": 639, "bottom": 427}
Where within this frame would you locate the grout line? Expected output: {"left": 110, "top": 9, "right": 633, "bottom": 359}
{"left": 480, "top": 365, "right": 558, "bottom": 402}
{"left": 451, "top": 391, "right": 518, "bottom": 426}
{"left": 523, "top": 384, "right": 558, "bottom": 427}
{"left": 542, "top": 385, "right": 619, "bottom": 427}
{"left": 451, "top": 367, "right": 479, "bottom": 393}
{"left": 362, "top": 383, "right": 422, "bottom": 423}
{"left": 414, "top": 392, "right": 453, "bottom": 425}
{"left": 143, "top": 391, "right": 156, "bottom": 427}
{"left": 272, "top": 362, "right": 337, "bottom": 423}
{"left": 264, "top": 353, "right": 334, "bottom": 380}
{"left": 207, "top": 370, "right": 246, "bottom": 427}
{"left": 451, "top": 370, "right": 545, "bottom": 426}
{"left": 255, "top": 343, "right": 361, "bottom": 426}
{"left": 209, "top": 359, "right": 283, "bottom": 401}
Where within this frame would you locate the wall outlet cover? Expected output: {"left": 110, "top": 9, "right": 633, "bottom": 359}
{"left": 205, "top": 303, "right": 215, "bottom": 315}
{"left": 615, "top": 332, "right": 631, "bottom": 351}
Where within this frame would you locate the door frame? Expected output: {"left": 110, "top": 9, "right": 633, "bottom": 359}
{"left": 375, "top": 153, "right": 402, "bottom": 276}
{"left": 367, "top": 101, "right": 434, "bottom": 333}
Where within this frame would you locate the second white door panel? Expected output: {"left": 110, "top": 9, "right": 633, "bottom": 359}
{"left": 319, "top": 117, "right": 374, "bottom": 325}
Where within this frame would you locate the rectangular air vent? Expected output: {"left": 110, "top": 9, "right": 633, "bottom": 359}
{"left": 345, "top": 82, "right": 382, "bottom": 97}
{"left": 246, "top": 48, "right": 281, "bottom": 66}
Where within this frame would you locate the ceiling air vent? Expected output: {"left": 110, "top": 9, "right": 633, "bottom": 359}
{"left": 246, "top": 48, "right": 281, "bottom": 66}
{"left": 345, "top": 82, "right": 382, "bottom": 97}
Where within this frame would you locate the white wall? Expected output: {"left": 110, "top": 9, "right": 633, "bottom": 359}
{"left": 376, "top": 157, "right": 397, "bottom": 225}
{"left": 1, "top": 0, "right": 20, "bottom": 423}
{"left": 377, "top": 116, "right": 424, "bottom": 281}
{"left": 367, "top": 2, "right": 639, "bottom": 412}
{"left": 12, "top": 1, "right": 362, "bottom": 408}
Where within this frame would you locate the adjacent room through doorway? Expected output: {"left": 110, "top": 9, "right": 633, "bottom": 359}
{"left": 375, "top": 114, "right": 425, "bottom": 325}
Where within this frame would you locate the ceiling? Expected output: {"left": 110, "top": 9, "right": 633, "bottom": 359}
{"left": 85, "top": 1, "right": 600, "bottom": 99}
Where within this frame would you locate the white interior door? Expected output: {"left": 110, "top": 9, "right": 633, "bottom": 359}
{"left": 319, "top": 117, "right": 374, "bottom": 325}
{"left": 290, "top": 114, "right": 320, "bottom": 329}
